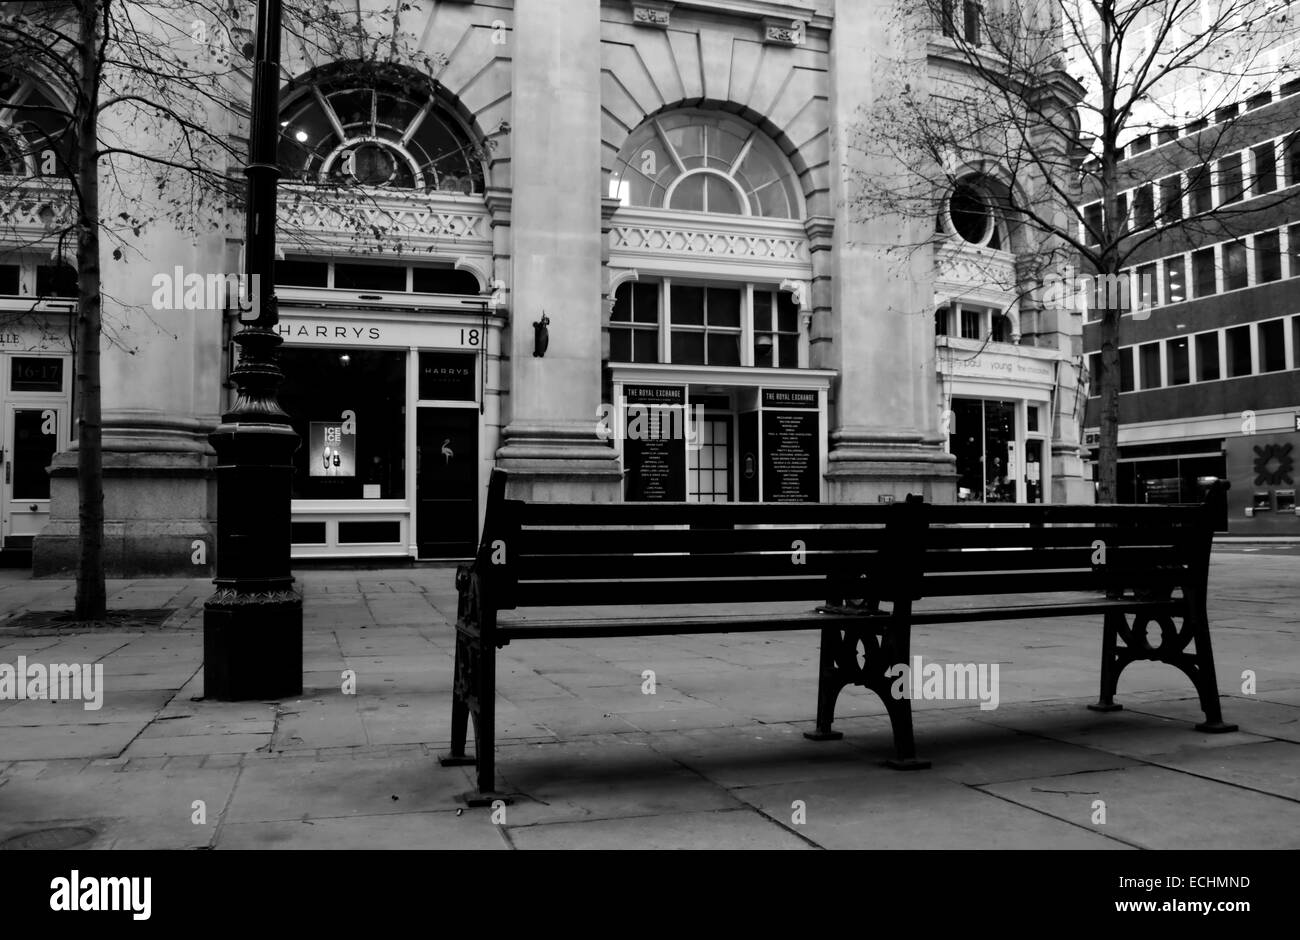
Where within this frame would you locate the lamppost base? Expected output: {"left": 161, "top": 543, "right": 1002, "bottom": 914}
{"left": 203, "top": 593, "right": 303, "bottom": 700}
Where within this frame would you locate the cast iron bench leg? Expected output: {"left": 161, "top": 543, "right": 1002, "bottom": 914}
{"left": 804, "top": 626, "right": 846, "bottom": 741}
{"left": 1087, "top": 609, "right": 1126, "bottom": 714}
{"left": 1187, "top": 608, "right": 1238, "bottom": 733}
{"left": 877, "top": 620, "right": 929, "bottom": 770}
{"left": 440, "top": 630, "right": 475, "bottom": 767}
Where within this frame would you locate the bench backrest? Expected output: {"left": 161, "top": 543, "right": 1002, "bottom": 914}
{"left": 473, "top": 470, "right": 1223, "bottom": 610}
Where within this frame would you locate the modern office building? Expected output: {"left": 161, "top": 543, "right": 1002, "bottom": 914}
{"left": 1079, "top": 70, "right": 1300, "bottom": 534}
{"left": 0, "top": 0, "right": 1089, "bottom": 574}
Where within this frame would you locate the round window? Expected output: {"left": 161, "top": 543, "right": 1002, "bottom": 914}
{"left": 949, "top": 183, "right": 993, "bottom": 245}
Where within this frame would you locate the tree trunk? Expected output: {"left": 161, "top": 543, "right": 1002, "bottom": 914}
{"left": 73, "top": 0, "right": 105, "bottom": 620}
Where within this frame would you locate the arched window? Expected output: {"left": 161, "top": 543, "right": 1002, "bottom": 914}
{"left": 277, "top": 68, "right": 485, "bottom": 195}
{"left": 0, "top": 73, "right": 70, "bottom": 177}
{"left": 939, "top": 177, "right": 1007, "bottom": 250}
{"left": 610, "top": 111, "right": 801, "bottom": 219}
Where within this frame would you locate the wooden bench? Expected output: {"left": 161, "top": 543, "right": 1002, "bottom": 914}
{"left": 441, "top": 469, "right": 1235, "bottom": 804}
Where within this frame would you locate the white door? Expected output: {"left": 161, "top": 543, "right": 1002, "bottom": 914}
{"left": 2, "top": 404, "right": 63, "bottom": 549}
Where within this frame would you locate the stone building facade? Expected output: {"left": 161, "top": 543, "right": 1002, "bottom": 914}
{"left": 0, "top": 0, "right": 1089, "bottom": 574}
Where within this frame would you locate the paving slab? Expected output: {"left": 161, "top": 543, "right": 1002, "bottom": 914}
{"left": 217, "top": 812, "right": 507, "bottom": 850}
{"left": 506, "top": 807, "right": 813, "bottom": 850}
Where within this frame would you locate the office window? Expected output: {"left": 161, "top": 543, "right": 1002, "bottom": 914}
{"left": 753, "top": 289, "right": 799, "bottom": 368}
{"left": 1247, "top": 91, "right": 1273, "bottom": 110}
{"left": 1087, "top": 353, "right": 1102, "bottom": 396}
{"left": 1135, "top": 262, "right": 1158, "bottom": 309}
{"left": 1167, "top": 337, "right": 1190, "bottom": 385}
{"left": 960, "top": 307, "right": 982, "bottom": 339}
{"left": 1287, "top": 133, "right": 1300, "bottom": 187}
{"left": 1256, "top": 231, "right": 1282, "bottom": 283}
{"left": 1294, "top": 317, "right": 1300, "bottom": 367}
{"left": 1133, "top": 184, "right": 1154, "bottom": 229}
{"left": 1159, "top": 175, "right": 1183, "bottom": 222}
{"left": 963, "top": 0, "right": 981, "bottom": 45}
{"left": 1192, "top": 247, "right": 1217, "bottom": 297}
{"left": 1196, "top": 333, "right": 1220, "bottom": 381}
{"left": 1189, "top": 164, "right": 1213, "bottom": 214}
{"left": 670, "top": 285, "right": 742, "bottom": 366}
{"left": 935, "top": 307, "right": 950, "bottom": 336}
{"left": 1139, "top": 342, "right": 1162, "bottom": 390}
{"left": 1115, "top": 192, "right": 1128, "bottom": 233}
{"left": 1084, "top": 203, "right": 1103, "bottom": 244}
{"left": 991, "top": 313, "right": 1011, "bottom": 343}
{"left": 1259, "top": 319, "right": 1286, "bottom": 372}
{"left": 1218, "top": 153, "right": 1244, "bottom": 205}
{"left": 1223, "top": 241, "right": 1248, "bottom": 291}
{"left": 1226, "top": 325, "right": 1252, "bottom": 377}
{"left": 1253, "top": 142, "right": 1277, "bottom": 195}
{"left": 610, "top": 281, "right": 661, "bottom": 364}
{"left": 1291, "top": 224, "right": 1300, "bottom": 276}
{"left": 1164, "top": 256, "right": 1187, "bottom": 303}
{"left": 36, "top": 263, "right": 77, "bottom": 298}
{"left": 1120, "top": 348, "right": 1134, "bottom": 392}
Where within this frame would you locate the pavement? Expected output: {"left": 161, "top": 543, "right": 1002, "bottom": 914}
{"left": 0, "top": 551, "right": 1296, "bottom": 850}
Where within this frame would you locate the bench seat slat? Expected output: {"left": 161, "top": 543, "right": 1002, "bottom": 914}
{"left": 921, "top": 526, "right": 1196, "bottom": 549}
{"left": 514, "top": 551, "right": 884, "bottom": 580}
{"left": 922, "top": 504, "right": 1204, "bottom": 525}
{"left": 516, "top": 502, "right": 898, "bottom": 527}
{"left": 909, "top": 597, "right": 1184, "bottom": 624}
{"left": 514, "top": 526, "right": 893, "bottom": 556}
{"left": 919, "top": 546, "right": 1184, "bottom": 572}
{"left": 917, "top": 570, "right": 1187, "bottom": 596}
{"left": 496, "top": 609, "right": 870, "bottom": 640}
{"left": 512, "top": 577, "right": 860, "bottom": 606}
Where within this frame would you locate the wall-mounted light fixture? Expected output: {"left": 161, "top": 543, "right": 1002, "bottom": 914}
{"left": 533, "top": 312, "right": 550, "bottom": 358}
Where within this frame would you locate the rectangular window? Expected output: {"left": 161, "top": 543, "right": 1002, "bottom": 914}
{"left": 36, "top": 264, "right": 76, "bottom": 298}
{"left": 1132, "top": 184, "right": 1154, "bottom": 229}
{"left": 1192, "top": 247, "right": 1217, "bottom": 297}
{"left": 1226, "top": 325, "right": 1252, "bottom": 377}
{"left": 1259, "top": 319, "right": 1286, "bottom": 372}
{"left": 1189, "top": 164, "right": 1213, "bottom": 214}
{"left": 1292, "top": 224, "right": 1300, "bottom": 277}
{"left": 1218, "top": 153, "right": 1245, "bottom": 205}
{"left": 1135, "top": 263, "right": 1158, "bottom": 310}
{"left": 1167, "top": 338, "right": 1191, "bottom": 385}
{"left": 1087, "top": 352, "right": 1102, "bottom": 396}
{"left": 1115, "top": 192, "right": 1129, "bottom": 233}
{"left": 1196, "top": 333, "right": 1221, "bottom": 381}
{"left": 1084, "top": 203, "right": 1103, "bottom": 244}
{"left": 0, "top": 264, "right": 19, "bottom": 295}
{"left": 277, "top": 259, "right": 329, "bottom": 288}
{"left": 670, "top": 285, "right": 741, "bottom": 366}
{"left": 1159, "top": 175, "right": 1183, "bottom": 222}
{"left": 279, "top": 348, "right": 408, "bottom": 501}
{"left": 1253, "top": 142, "right": 1277, "bottom": 195}
{"left": 1164, "top": 256, "right": 1187, "bottom": 304}
{"left": 610, "top": 282, "right": 660, "bottom": 364}
{"left": 753, "top": 290, "right": 800, "bottom": 368}
{"left": 940, "top": 0, "right": 956, "bottom": 36}
{"left": 1287, "top": 133, "right": 1300, "bottom": 187}
{"left": 1223, "top": 240, "right": 1248, "bottom": 291}
{"left": 1256, "top": 230, "right": 1282, "bottom": 283}
{"left": 1120, "top": 348, "right": 1135, "bottom": 392}
{"left": 334, "top": 263, "right": 406, "bottom": 292}
{"left": 963, "top": 0, "right": 981, "bottom": 45}
{"left": 960, "top": 308, "right": 982, "bottom": 339}
{"left": 1139, "top": 342, "right": 1162, "bottom": 390}
{"left": 1247, "top": 91, "right": 1273, "bottom": 110}
{"left": 935, "top": 307, "right": 950, "bottom": 336}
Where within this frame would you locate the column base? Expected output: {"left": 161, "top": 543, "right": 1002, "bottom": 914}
{"left": 203, "top": 593, "right": 303, "bottom": 701}
{"left": 33, "top": 446, "right": 216, "bottom": 578}
{"left": 826, "top": 429, "right": 957, "bottom": 504}
{"left": 495, "top": 421, "right": 623, "bottom": 501}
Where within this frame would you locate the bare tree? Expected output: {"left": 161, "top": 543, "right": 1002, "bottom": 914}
{"left": 854, "top": 0, "right": 1298, "bottom": 502}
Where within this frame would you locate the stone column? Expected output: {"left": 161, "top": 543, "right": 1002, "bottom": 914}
{"left": 823, "top": 0, "right": 956, "bottom": 503}
{"left": 495, "top": 0, "right": 621, "bottom": 501}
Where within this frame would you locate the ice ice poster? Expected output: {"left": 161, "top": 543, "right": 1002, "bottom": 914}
{"left": 309, "top": 421, "right": 356, "bottom": 477}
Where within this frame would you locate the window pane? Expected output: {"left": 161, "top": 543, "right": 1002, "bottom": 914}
{"left": 1084, "top": 203, "right": 1103, "bottom": 244}
{"left": 960, "top": 308, "right": 981, "bottom": 339}
{"left": 1196, "top": 333, "right": 1220, "bottom": 381}
{"left": 632, "top": 282, "right": 659, "bottom": 323}
{"left": 1139, "top": 342, "right": 1162, "bottom": 389}
{"left": 36, "top": 264, "right": 76, "bottom": 298}
{"left": 1287, "top": 133, "right": 1300, "bottom": 187}
{"left": 1167, "top": 338, "right": 1190, "bottom": 385}
{"left": 1290, "top": 224, "right": 1300, "bottom": 276}
{"left": 1165, "top": 256, "right": 1187, "bottom": 303}
{"left": 1192, "top": 248, "right": 1216, "bottom": 297}
{"left": 671, "top": 285, "right": 705, "bottom": 325}
{"left": 1223, "top": 241, "right": 1247, "bottom": 291}
{"left": 611, "top": 282, "right": 634, "bottom": 323}
{"left": 335, "top": 263, "right": 405, "bottom": 292}
{"left": 1159, "top": 175, "right": 1183, "bottom": 221}
{"left": 1218, "top": 152, "right": 1244, "bottom": 204}
{"left": 1120, "top": 348, "right": 1134, "bottom": 392}
{"left": 706, "top": 288, "right": 741, "bottom": 327}
{"left": 1087, "top": 353, "right": 1102, "bottom": 395}
{"left": 779, "top": 335, "right": 799, "bottom": 369}
{"left": 412, "top": 266, "right": 480, "bottom": 295}
{"left": 777, "top": 291, "right": 799, "bottom": 333}
{"left": 1136, "top": 263, "right": 1158, "bottom": 309}
{"left": 1133, "top": 184, "right": 1154, "bottom": 229}
{"left": 754, "top": 335, "right": 775, "bottom": 367}
{"left": 671, "top": 330, "right": 705, "bottom": 364}
{"left": 1256, "top": 231, "right": 1282, "bottom": 283}
{"left": 705, "top": 176, "right": 743, "bottom": 215}
{"left": 706, "top": 332, "right": 740, "bottom": 366}
{"left": 279, "top": 349, "right": 407, "bottom": 500}
{"left": 1189, "top": 165, "right": 1213, "bottom": 214}
{"left": 1253, "top": 143, "right": 1277, "bottom": 194}
{"left": 632, "top": 329, "right": 659, "bottom": 364}
{"left": 278, "top": 260, "right": 329, "bottom": 288}
{"left": 669, "top": 173, "right": 706, "bottom": 212}
{"left": 754, "top": 291, "right": 773, "bottom": 331}
{"left": 610, "top": 328, "right": 632, "bottom": 362}
{"left": 935, "top": 308, "right": 949, "bottom": 336}
{"left": 1226, "top": 325, "right": 1252, "bottom": 377}
{"left": 1260, "top": 319, "right": 1286, "bottom": 372}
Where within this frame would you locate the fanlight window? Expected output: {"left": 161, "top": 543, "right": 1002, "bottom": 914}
{"left": 277, "top": 73, "right": 485, "bottom": 194}
{"left": 610, "top": 111, "right": 801, "bottom": 219}
{"left": 0, "top": 74, "right": 69, "bottom": 177}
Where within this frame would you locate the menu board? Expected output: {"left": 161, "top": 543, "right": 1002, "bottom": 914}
{"left": 623, "top": 385, "right": 686, "bottom": 502}
{"left": 762, "top": 410, "right": 818, "bottom": 502}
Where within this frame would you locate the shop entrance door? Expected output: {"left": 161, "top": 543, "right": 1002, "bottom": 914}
{"left": 416, "top": 408, "right": 479, "bottom": 558}
{"left": 1, "top": 405, "right": 62, "bottom": 550}
{"left": 688, "top": 416, "right": 733, "bottom": 503}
